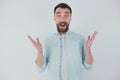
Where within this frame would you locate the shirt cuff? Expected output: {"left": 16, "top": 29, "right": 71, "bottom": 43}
{"left": 84, "top": 62, "right": 93, "bottom": 71}
{"left": 35, "top": 62, "right": 46, "bottom": 73}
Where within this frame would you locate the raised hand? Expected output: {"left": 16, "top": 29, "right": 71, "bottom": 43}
{"left": 28, "top": 36, "right": 43, "bottom": 53}
{"left": 86, "top": 32, "right": 98, "bottom": 52}
{"left": 28, "top": 35, "right": 44, "bottom": 66}
{"left": 85, "top": 32, "right": 98, "bottom": 64}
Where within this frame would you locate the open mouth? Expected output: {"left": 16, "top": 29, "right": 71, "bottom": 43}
{"left": 60, "top": 23, "right": 66, "bottom": 27}
{"left": 57, "top": 22, "right": 69, "bottom": 33}
{"left": 59, "top": 22, "right": 67, "bottom": 27}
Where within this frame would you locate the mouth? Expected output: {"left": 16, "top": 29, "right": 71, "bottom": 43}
{"left": 60, "top": 23, "right": 66, "bottom": 27}
{"left": 57, "top": 22, "right": 69, "bottom": 33}
{"left": 59, "top": 22, "right": 67, "bottom": 27}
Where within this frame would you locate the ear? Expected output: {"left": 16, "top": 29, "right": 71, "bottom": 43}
{"left": 54, "top": 16, "right": 55, "bottom": 21}
{"left": 70, "top": 16, "right": 72, "bottom": 21}
{"left": 54, "top": 15, "right": 56, "bottom": 22}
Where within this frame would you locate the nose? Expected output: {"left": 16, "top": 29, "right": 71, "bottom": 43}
{"left": 60, "top": 15, "right": 65, "bottom": 22}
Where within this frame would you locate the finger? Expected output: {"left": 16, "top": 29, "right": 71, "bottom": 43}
{"left": 87, "top": 35, "right": 90, "bottom": 42}
{"left": 88, "top": 35, "right": 90, "bottom": 40}
{"left": 86, "top": 35, "right": 90, "bottom": 44}
{"left": 28, "top": 35, "right": 36, "bottom": 44}
{"left": 36, "top": 37, "right": 40, "bottom": 44}
{"left": 28, "top": 36, "right": 34, "bottom": 42}
{"left": 90, "top": 32, "right": 98, "bottom": 43}
{"left": 91, "top": 32, "right": 98, "bottom": 40}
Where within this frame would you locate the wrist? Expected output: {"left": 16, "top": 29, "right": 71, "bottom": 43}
{"left": 37, "top": 49, "right": 42, "bottom": 54}
{"left": 86, "top": 48, "right": 91, "bottom": 54}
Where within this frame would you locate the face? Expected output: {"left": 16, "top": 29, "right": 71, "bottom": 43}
{"left": 54, "top": 8, "right": 71, "bottom": 34}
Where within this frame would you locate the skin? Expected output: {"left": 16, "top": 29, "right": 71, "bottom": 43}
{"left": 28, "top": 7, "right": 98, "bottom": 67}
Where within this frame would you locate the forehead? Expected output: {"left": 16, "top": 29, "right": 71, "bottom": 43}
{"left": 55, "top": 8, "right": 70, "bottom": 14}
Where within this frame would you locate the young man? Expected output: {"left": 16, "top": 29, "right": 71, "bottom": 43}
{"left": 28, "top": 3, "right": 97, "bottom": 80}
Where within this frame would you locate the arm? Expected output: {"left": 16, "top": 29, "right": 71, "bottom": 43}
{"left": 85, "top": 32, "right": 98, "bottom": 64}
{"left": 28, "top": 36, "right": 44, "bottom": 67}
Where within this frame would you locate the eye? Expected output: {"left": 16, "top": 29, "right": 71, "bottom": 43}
{"left": 57, "top": 15, "right": 61, "bottom": 18}
{"left": 64, "top": 14, "right": 69, "bottom": 18}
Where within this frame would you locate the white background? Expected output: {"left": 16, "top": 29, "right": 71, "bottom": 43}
{"left": 0, "top": 0, "right": 120, "bottom": 80}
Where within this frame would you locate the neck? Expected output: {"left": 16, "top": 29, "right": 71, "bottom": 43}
{"left": 60, "top": 32, "right": 66, "bottom": 35}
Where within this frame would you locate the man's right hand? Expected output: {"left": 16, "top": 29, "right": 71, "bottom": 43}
{"left": 28, "top": 35, "right": 44, "bottom": 66}
{"left": 28, "top": 35, "right": 43, "bottom": 53}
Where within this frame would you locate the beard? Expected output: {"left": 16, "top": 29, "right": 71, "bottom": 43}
{"left": 56, "top": 22, "right": 69, "bottom": 34}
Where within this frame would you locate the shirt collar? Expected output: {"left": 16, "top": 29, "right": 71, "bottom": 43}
{"left": 55, "top": 30, "right": 71, "bottom": 36}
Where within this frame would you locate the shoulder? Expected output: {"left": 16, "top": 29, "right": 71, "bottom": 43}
{"left": 69, "top": 31, "right": 85, "bottom": 40}
{"left": 43, "top": 33, "right": 57, "bottom": 45}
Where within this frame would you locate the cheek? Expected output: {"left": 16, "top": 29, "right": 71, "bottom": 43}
{"left": 54, "top": 18, "right": 60, "bottom": 23}
{"left": 65, "top": 17, "right": 71, "bottom": 22}
{"left": 69, "top": 19, "right": 71, "bottom": 23}
{"left": 66, "top": 19, "right": 71, "bottom": 24}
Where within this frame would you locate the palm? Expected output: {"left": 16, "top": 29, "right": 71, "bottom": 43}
{"left": 28, "top": 36, "right": 42, "bottom": 52}
{"left": 86, "top": 32, "right": 98, "bottom": 50}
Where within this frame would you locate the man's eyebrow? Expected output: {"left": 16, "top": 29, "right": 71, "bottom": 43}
{"left": 56, "top": 12, "right": 70, "bottom": 14}
{"left": 56, "top": 12, "right": 61, "bottom": 14}
{"left": 65, "top": 12, "right": 69, "bottom": 14}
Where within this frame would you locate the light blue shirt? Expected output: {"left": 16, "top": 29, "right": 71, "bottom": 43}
{"left": 37, "top": 30, "right": 92, "bottom": 80}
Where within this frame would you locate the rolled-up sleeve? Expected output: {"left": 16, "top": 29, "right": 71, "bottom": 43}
{"left": 83, "top": 62, "right": 93, "bottom": 70}
{"left": 36, "top": 61, "right": 47, "bottom": 72}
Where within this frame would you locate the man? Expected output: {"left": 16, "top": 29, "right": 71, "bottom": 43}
{"left": 28, "top": 3, "right": 97, "bottom": 80}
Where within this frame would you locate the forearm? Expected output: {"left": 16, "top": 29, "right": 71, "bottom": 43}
{"left": 35, "top": 50, "right": 44, "bottom": 67}
{"left": 85, "top": 49, "right": 94, "bottom": 64}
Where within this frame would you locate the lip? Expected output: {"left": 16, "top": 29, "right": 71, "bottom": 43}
{"left": 59, "top": 22, "right": 67, "bottom": 27}
{"left": 59, "top": 25, "right": 66, "bottom": 28}
{"left": 59, "top": 24, "right": 66, "bottom": 27}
